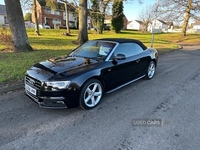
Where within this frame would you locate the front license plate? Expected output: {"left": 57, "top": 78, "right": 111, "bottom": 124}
{"left": 25, "top": 84, "right": 36, "bottom": 96}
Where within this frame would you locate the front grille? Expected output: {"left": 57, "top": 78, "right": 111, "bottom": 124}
{"left": 25, "top": 75, "right": 42, "bottom": 101}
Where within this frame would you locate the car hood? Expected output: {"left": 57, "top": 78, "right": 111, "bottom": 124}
{"left": 27, "top": 56, "right": 101, "bottom": 81}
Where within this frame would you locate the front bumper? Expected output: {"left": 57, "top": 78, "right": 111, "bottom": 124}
{"left": 25, "top": 90, "right": 67, "bottom": 109}
{"left": 24, "top": 75, "right": 80, "bottom": 109}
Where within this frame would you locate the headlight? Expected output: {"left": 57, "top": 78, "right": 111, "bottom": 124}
{"left": 45, "top": 81, "right": 71, "bottom": 89}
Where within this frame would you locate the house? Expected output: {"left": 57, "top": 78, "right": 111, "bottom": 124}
{"left": 127, "top": 20, "right": 144, "bottom": 30}
{"left": 167, "top": 22, "right": 174, "bottom": 29}
{"left": 33, "top": 0, "right": 78, "bottom": 29}
{"left": 193, "top": 21, "right": 200, "bottom": 32}
{"left": 166, "top": 22, "right": 174, "bottom": 32}
{"left": 148, "top": 19, "right": 168, "bottom": 33}
{"left": 0, "top": 4, "right": 9, "bottom": 25}
{"left": 104, "top": 15, "right": 112, "bottom": 28}
{"left": 123, "top": 16, "right": 128, "bottom": 30}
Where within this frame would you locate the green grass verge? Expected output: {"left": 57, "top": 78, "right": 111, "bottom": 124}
{"left": 0, "top": 29, "right": 199, "bottom": 84}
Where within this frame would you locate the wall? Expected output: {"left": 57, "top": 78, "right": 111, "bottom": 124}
{"left": 0, "top": 15, "right": 5, "bottom": 25}
{"left": 127, "top": 21, "right": 140, "bottom": 30}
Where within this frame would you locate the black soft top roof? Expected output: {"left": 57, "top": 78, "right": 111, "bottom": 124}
{"left": 96, "top": 38, "right": 147, "bottom": 50}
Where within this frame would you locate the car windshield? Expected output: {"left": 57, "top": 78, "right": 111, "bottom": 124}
{"left": 69, "top": 41, "right": 116, "bottom": 60}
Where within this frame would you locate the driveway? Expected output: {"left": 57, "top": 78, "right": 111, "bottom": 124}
{"left": 0, "top": 45, "right": 200, "bottom": 150}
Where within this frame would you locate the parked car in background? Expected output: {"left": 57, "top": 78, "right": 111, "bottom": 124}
{"left": 39, "top": 24, "right": 51, "bottom": 29}
{"left": 24, "top": 38, "right": 158, "bottom": 109}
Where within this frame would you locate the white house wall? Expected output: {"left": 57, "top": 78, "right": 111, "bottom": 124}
{"left": 193, "top": 25, "right": 200, "bottom": 33}
{"left": 63, "top": 12, "right": 77, "bottom": 28}
{"left": 153, "top": 20, "right": 168, "bottom": 30}
{"left": 0, "top": 15, "right": 5, "bottom": 25}
{"left": 127, "top": 21, "right": 140, "bottom": 30}
{"left": 193, "top": 25, "right": 200, "bottom": 29}
{"left": 149, "top": 19, "right": 168, "bottom": 33}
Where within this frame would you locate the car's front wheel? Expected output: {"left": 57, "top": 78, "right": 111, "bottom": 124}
{"left": 146, "top": 61, "right": 156, "bottom": 79}
{"left": 79, "top": 79, "right": 103, "bottom": 109}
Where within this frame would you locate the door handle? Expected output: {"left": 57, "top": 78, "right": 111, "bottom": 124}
{"left": 136, "top": 59, "right": 140, "bottom": 63}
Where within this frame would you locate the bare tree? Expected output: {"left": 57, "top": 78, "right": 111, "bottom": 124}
{"left": 159, "top": 0, "right": 200, "bottom": 36}
{"left": 90, "top": 0, "right": 112, "bottom": 34}
{"left": 182, "top": 0, "right": 192, "bottom": 36}
{"left": 20, "top": 0, "right": 32, "bottom": 10}
{"left": 77, "top": 0, "right": 88, "bottom": 44}
{"left": 32, "top": 0, "right": 40, "bottom": 35}
{"left": 64, "top": 1, "right": 70, "bottom": 33}
{"left": 137, "top": 4, "right": 156, "bottom": 32}
{"left": 20, "top": 0, "right": 40, "bottom": 35}
{"left": 4, "top": 0, "right": 33, "bottom": 52}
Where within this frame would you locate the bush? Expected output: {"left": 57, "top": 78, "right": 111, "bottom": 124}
{"left": 0, "top": 26, "right": 13, "bottom": 51}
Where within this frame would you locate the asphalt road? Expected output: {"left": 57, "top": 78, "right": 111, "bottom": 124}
{"left": 1, "top": 46, "right": 200, "bottom": 150}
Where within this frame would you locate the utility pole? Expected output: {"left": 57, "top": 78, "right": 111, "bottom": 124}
{"left": 150, "top": 0, "right": 159, "bottom": 48}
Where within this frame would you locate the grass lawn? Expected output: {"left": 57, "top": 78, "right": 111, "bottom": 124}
{"left": 0, "top": 29, "right": 200, "bottom": 84}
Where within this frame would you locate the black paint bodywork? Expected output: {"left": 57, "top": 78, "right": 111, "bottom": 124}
{"left": 25, "top": 38, "right": 158, "bottom": 108}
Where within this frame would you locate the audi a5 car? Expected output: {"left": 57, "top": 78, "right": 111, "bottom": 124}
{"left": 24, "top": 38, "right": 158, "bottom": 109}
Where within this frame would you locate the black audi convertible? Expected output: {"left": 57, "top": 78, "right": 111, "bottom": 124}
{"left": 24, "top": 38, "right": 158, "bottom": 109}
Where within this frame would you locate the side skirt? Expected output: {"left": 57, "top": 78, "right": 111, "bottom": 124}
{"left": 106, "top": 75, "right": 145, "bottom": 94}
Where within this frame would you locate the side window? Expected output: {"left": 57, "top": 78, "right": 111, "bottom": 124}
{"left": 133, "top": 43, "right": 144, "bottom": 55}
{"left": 112, "top": 43, "right": 135, "bottom": 58}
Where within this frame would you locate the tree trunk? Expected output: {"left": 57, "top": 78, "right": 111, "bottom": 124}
{"left": 99, "top": 17, "right": 104, "bottom": 34}
{"left": 33, "top": 0, "right": 40, "bottom": 35}
{"left": 182, "top": 0, "right": 192, "bottom": 36}
{"left": 77, "top": 0, "right": 88, "bottom": 45}
{"left": 99, "top": 7, "right": 106, "bottom": 34}
{"left": 98, "top": 1, "right": 110, "bottom": 34}
{"left": 65, "top": 2, "right": 70, "bottom": 33}
{"left": 4, "top": 0, "right": 33, "bottom": 52}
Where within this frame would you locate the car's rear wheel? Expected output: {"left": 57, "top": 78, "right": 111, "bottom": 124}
{"left": 79, "top": 79, "right": 103, "bottom": 109}
{"left": 146, "top": 61, "right": 156, "bottom": 79}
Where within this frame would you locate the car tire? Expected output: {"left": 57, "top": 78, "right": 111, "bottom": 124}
{"left": 79, "top": 79, "right": 103, "bottom": 109}
{"left": 146, "top": 61, "right": 156, "bottom": 80}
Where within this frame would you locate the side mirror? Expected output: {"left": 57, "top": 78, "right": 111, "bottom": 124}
{"left": 115, "top": 54, "right": 126, "bottom": 60}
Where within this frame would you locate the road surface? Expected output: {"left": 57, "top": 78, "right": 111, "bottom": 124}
{"left": 1, "top": 46, "right": 200, "bottom": 150}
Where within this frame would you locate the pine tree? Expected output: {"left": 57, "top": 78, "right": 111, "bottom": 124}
{"left": 111, "top": 0, "right": 124, "bottom": 33}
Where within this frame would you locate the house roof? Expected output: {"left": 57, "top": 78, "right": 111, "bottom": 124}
{"left": 127, "top": 20, "right": 144, "bottom": 25}
{"left": 105, "top": 15, "right": 112, "bottom": 20}
{"left": 135, "top": 20, "right": 144, "bottom": 25}
{"left": 157, "top": 19, "right": 167, "bottom": 24}
{"left": 167, "top": 22, "right": 174, "bottom": 26}
{"left": 128, "top": 21, "right": 132, "bottom": 24}
{"left": 0, "top": 4, "right": 6, "bottom": 15}
{"left": 193, "top": 21, "right": 200, "bottom": 25}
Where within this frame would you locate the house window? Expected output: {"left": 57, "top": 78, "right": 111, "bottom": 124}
{"left": 69, "top": 21, "right": 75, "bottom": 27}
{"left": 44, "top": 8, "right": 51, "bottom": 14}
{"left": 4, "top": 16, "right": 9, "bottom": 24}
{"left": 63, "top": 21, "right": 66, "bottom": 26}
{"left": 53, "top": 19, "right": 61, "bottom": 25}
{"left": 51, "top": 10, "right": 60, "bottom": 15}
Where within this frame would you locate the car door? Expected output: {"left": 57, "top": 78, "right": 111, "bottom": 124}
{"left": 132, "top": 43, "right": 151, "bottom": 76}
{"left": 103, "top": 43, "right": 141, "bottom": 91}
